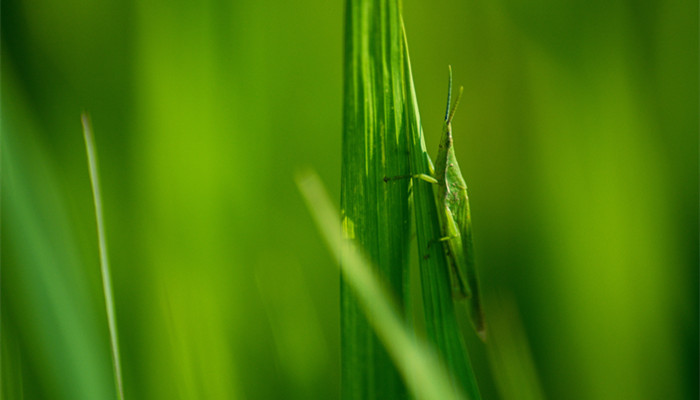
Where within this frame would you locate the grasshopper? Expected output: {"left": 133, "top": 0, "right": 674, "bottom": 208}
{"left": 388, "top": 67, "right": 485, "bottom": 340}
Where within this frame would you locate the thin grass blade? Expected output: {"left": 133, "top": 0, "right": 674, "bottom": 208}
{"left": 81, "top": 114, "right": 125, "bottom": 400}
{"left": 486, "top": 294, "right": 545, "bottom": 400}
{"left": 400, "top": 22, "right": 482, "bottom": 400}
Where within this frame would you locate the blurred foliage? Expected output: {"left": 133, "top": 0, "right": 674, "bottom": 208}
{"left": 1, "top": 0, "right": 697, "bottom": 399}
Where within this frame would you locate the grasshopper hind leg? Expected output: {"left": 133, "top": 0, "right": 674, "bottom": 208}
{"left": 444, "top": 252, "right": 472, "bottom": 300}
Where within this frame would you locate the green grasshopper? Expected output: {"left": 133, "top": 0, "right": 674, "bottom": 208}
{"left": 388, "top": 67, "right": 485, "bottom": 340}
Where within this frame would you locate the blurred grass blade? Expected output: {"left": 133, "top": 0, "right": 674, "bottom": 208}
{"left": 401, "top": 21, "right": 482, "bottom": 400}
{"left": 486, "top": 294, "right": 545, "bottom": 400}
{"left": 1, "top": 320, "right": 24, "bottom": 400}
{"left": 2, "top": 66, "right": 115, "bottom": 399}
{"left": 81, "top": 114, "right": 125, "bottom": 400}
{"left": 342, "top": 0, "right": 412, "bottom": 397}
{"left": 297, "top": 171, "right": 463, "bottom": 400}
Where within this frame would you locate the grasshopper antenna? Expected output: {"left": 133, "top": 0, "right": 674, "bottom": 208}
{"left": 447, "top": 85, "right": 464, "bottom": 126}
{"left": 444, "top": 65, "right": 453, "bottom": 122}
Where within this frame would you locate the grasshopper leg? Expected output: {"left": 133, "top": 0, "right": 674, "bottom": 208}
{"left": 445, "top": 252, "right": 472, "bottom": 300}
{"left": 427, "top": 234, "right": 459, "bottom": 248}
{"left": 383, "top": 173, "right": 438, "bottom": 184}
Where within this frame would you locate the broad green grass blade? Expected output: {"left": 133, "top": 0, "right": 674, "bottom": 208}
{"left": 81, "top": 114, "right": 125, "bottom": 400}
{"left": 298, "top": 171, "right": 464, "bottom": 400}
{"left": 342, "top": 0, "right": 412, "bottom": 397}
{"left": 401, "top": 21, "right": 482, "bottom": 400}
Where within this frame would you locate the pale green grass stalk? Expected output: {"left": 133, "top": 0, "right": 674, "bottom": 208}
{"left": 297, "top": 171, "right": 464, "bottom": 400}
{"left": 81, "top": 114, "right": 125, "bottom": 400}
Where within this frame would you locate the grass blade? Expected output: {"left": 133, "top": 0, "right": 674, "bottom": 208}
{"left": 486, "top": 293, "right": 545, "bottom": 400}
{"left": 297, "top": 171, "right": 464, "bottom": 400}
{"left": 401, "top": 22, "right": 482, "bottom": 399}
{"left": 81, "top": 113, "right": 125, "bottom": 400}
{"left": 342, "top": 0, "right": 412, "bottom": 397}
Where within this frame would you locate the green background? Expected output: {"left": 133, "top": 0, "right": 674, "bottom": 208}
{"left": 2, "top": 0, "right": 697, "bottom": 399}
